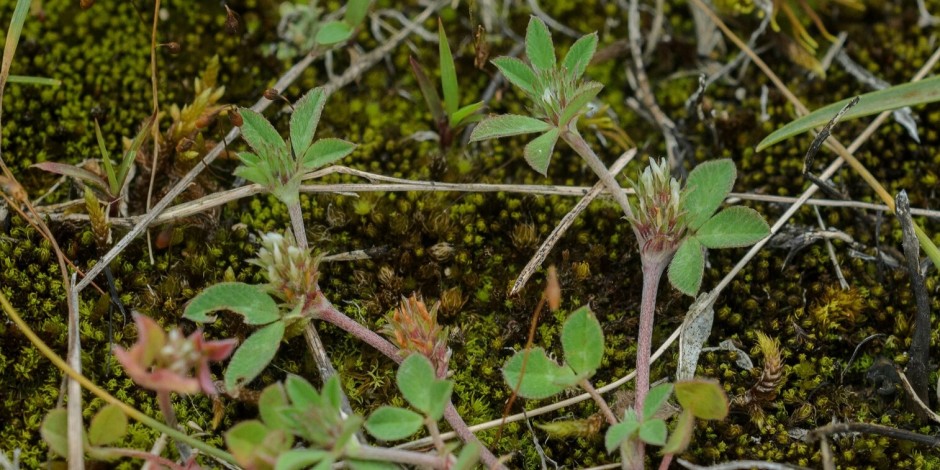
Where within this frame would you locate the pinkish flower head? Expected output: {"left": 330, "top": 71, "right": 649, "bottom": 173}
{"left": 381, "top": 294, "right": 451, "bottom": 378}
{"left": 115, "top": 313, "right": 236, "bottom": 395}
{"left": 628, "top": 158, "right": 688, "bottom": 257}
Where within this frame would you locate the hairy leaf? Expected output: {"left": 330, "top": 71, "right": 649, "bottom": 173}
{"left": 365, "top": 406, "right": 424, "bottom": 441}
{"left": 562, "top": 32, "right": 598, "bottom": 80}
{"left": 40, "top": 409, "right": 69, "bottom": 458}
{"left": 696, "top": 206, "right": 770, "bottom": 248}
{"left": 558, "top": 82, "right": 602, "bottom": 128}
{"left": 662, "top": 409, "right": 695, "bottom": 455}
{"left": 638, "top": 418, "right": 667, "bottom": 446}
{"left": 561, "top": 305, "right": 604, "bottom": 375}
{"left": 276, "top": 449, "right": 329, "bottom": 470}
{"left": 674, "top": 379, "right": 729, "bottom": 420}
{"left": 225, "top": 321, "right": 285, "bottom": 390}
{"left": 684, "top": 159, "right": 736, "bottom": 231}
{"left": 239, "top": 108, "right": 288, "bottom": 158}
{"left": 668, "top": 237, "right": 705, "bottom": 296}
{"left": 470, "top": 114, "right": 551, "bottom": 141}
{"left": 397, "top": 354, "right": 452, "bottom": 420}
{"left": 492, "top": 56, "right": 537, "bottom": 96}
{"left": 604, "top": 409, "right": 639, "bottom": 453}
{"left": 290, "top": 87, "right": 327, "bottom": 157}
{"left": 503, "top": 347, "right": 575, "bottom": 399}
{"left": 301, "top": 137, "right": 356, "bottom": 170}
{"left": 523, "top": 127, "right": 559, "bottom": 176}
{"left": 184, "top": 282, "right": 280, "bottom": 325}
{"left": 642, "top": 383, "right": 673, "bottom": 421}
{"left": 525, "top": 16, "right": 555, "bottom": 71}
{"left": 88, "top": 405, "right": 127, "bottom": 446}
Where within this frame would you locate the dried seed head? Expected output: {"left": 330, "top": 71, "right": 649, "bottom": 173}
{"left": 84, "top": 188, "right": 111, "bottom": 248}
{"left": 733, "top": 332, "right": 785, "bottom": 408}
{"left": 382, "top": 294, "right": 451, "bottom": 378}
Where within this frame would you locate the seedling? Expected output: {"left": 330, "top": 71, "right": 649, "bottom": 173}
{"left": 33, "top": 115, "right": 155, "bottom": 206}
{"left": 410, "top": 20, "right": 484, "bottom": 150}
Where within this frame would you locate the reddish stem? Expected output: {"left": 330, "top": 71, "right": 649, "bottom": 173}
{"left": 312, "top": 295, "right": 506, "bottom": 469}
{"left": 632, "top": 255, "right": 668, "bottom": 469}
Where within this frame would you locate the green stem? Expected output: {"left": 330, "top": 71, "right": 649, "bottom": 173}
{"left": 561, "top": 129, "right": 636, "bottom": 222}
{"left": 578, "top": 378, "right": 617, "bottom": 425}
{"left": 0, "top": 291, "right": 238, "bottom": 465}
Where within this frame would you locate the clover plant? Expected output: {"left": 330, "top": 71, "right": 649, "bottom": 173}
{"left": 503, "top": 305, "right": 730, "bottom": 469}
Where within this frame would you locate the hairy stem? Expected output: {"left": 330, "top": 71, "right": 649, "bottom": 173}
{"left": 313, "top": 295, "right": 505, "bottom": 469}
{"left": 287, "top": 202, "right": 309, "bottom": 249}
{"left": 632, "top": 256, "right": 668, "bottom": 469}
{"left": 579, "top": 378, "right": 618, "bottom": 425}
{"left": 561, "top": 130, "right": 636, "bottom": 223}
{"left": 353, "top": 444, "right": 449, "bottom": 468}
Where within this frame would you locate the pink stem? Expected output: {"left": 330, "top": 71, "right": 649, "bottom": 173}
{"left": 633, "top": 256, "right": 667, "bottom": 469}
{"left": 313, "top": 296, "right": 506, "bottom": 469}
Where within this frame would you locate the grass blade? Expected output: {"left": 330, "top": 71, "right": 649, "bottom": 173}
{"left": 439, "top": 19, "right": 459, "bottom": 117}
{"left": 94, "top": 119, "right": 119, "bottom": 196}
{"left": 757, "top": 75, "right": 940, "bottom": 151}
{"left": 7, "top": 75, "right": 60, "bottom": 86}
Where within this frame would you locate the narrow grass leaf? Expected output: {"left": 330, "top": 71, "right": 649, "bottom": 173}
{"left": 239, "top": 108, "right": 287, "bottom": 156}
{"left": 316, "top": 21, "right": 353, "bottom": 45}
{"left": 94, "top": 119, "right": 118, "bottom": 194}
{"left": 117, "top": 115, "right": 155, "bottom": 188}
{"left": 638, "top": 419, "right": 667, "bottom": 446}
{"left": 561, "top": 305, "right": 604, "bottom": 375}
{"left": 470, "top": 114, "right": 551, "bottom": 141}
{"left": 7, "top": 75, "right": 60, "bottom": 86}
{"left": 492, "top": 56, "right": 537, "bottom": 96}
{"left": 450, "top": 101, "right": 484, "bottom": 127}
{"left": 439, "top": 20, "right": 459, "bottom": 117}
{"left": 31, "top": 162, "right": 109, "bottom": 194}
{"left": 409, "top": 56, "right": 445, "bottom": 124}
{"left": 184, "top": 282, "right": 280, "bottom": 325}
{"left": 225, "top": 321, "right": 285, "bottom": 390}
{"left": 642, "top": 383, "right": 673, "bottom": 421}
{"left": 365, "top": 406, "right": 424, "bottom": 441}
{"left": 683, "top": 159, "right": 736, "bottom": 231}
{"left": 674, "top": 379, "right": 729, "bottom": 420}
{"left": 757, "top": 75, "right": 940, "bottom": 151}
{"left": 524, "top": 127, "right": 559, "bottom": 176}
{"left": 561, "top": 32, "right": 598, "bottom": 80}
{"left": 0, "top": 0, "right": 30, "bottom": 91}
{"left": 525, "top": 16, "right": 555, "bottom": 72}
{"left": 696, "top": 206, "right": 770, "bottom": 248}
{"left": 503, "top": 347, "right": 572, "bottom": 399}
{"left": 88, "top": 405, "right": 127, "bottom": 446}
{"left": 668, "top": 237, "right": 704, "bottom": 296}
{"left": 290, "top": 87, "right": 326, "bottom": 157}
{"left": 301, "top": 137, "right": 356, "bottom": 170}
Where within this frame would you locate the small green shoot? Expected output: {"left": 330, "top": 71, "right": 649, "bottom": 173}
{"left": 33, "top": 115, "right": 155, "bottom": 202}
{"left": 409, "top": 19, "right": 484, "bottom": 150}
